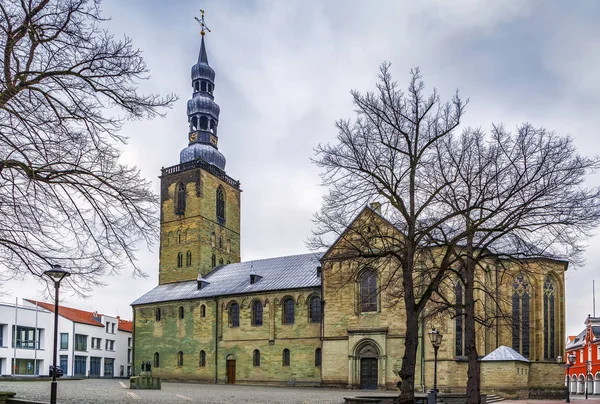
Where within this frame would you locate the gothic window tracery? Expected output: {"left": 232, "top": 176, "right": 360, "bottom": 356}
{"left": 543, "top": 275, "right": 556, "bottom": 359}
{"left": 512, "top": 274, "right": 530, "bottom": 358}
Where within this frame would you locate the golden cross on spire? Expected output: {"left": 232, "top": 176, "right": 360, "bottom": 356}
{"left": 194, "top": 9, "right": 211, "bottom": 36}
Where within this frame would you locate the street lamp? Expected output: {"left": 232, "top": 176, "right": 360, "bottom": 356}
{"left": 43, "top": 264, "right": 70, "bottom": 404}
{"left": 586, "top": 360, "right": 592, "bottom": 400}
{"left": 564, "top": 353, "right": 576, "bottom": 403}
{"left": 428, "top": 328, "right": 443, "bottom": 404}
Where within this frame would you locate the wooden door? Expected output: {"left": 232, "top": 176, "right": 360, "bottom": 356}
{"left": 360, "top": 358, "right": 378, "bottom": 390}
{"left": 226, "top": 359, "right": 236, "bottom": 384}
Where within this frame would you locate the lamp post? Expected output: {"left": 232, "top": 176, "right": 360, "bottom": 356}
{"left": 43, "top": 264, "right": 70, "bottom": 404}
{"left": 586, "top": 360, "right": 592, "bottom": 400}
{"left": 564, "top": 353, "right": 576, "bottom": 403}
{"left": 428, "top": 328, "right": 443, "bottom": 404}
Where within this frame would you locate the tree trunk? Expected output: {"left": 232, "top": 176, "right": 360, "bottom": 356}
{"left": 464, "top": 255, "right": 481, "bottom": 404}
{"left": 399, "top": 307, "right": 420, "bottom": 404}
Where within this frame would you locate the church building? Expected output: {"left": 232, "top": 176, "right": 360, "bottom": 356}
{"left": 132, "top": 26, "right": 567, "bottom": 398}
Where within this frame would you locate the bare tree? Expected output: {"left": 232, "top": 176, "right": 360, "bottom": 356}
{"left": 311, "top": 64, "right": 466, "bottom": 403}
{"left": 0, "top": 0, "right": 175, "bottom": 292}
{"left": 429, "top": 125, "right": 600, "bottom": 403}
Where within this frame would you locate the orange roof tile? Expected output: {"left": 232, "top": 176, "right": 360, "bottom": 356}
{"left": 26, "top": 299, "right": 104, "bottom": 328}
{"left": 118, "top": 318, "right": 133, "bottom": 333}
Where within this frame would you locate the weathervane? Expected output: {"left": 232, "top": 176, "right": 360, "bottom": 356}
{"left": 194, "top": 9, "right": 211, "bottom": 36}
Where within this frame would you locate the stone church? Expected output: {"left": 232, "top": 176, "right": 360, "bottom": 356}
{"left": 132, "top": 31, "right": 567, "bottom": 397}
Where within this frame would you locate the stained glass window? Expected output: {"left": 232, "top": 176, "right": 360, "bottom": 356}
{"left": 360, "top": 270, "right": 377, "bottom": 313}
{"left": 229, "top": 302, "right": 239, "bottom": 327}
{"left": 455, "top": 281, "right": 464, "bottom": 356}
{"left": 543, "top": 276, "right": 556, "bottom": 359}
{"left": 252, "top": 301, "right": 263, "bottom": 326}
{"left": 512, "top": 274, "right": 530, "bottom": 358}
{"left": 309, "top": 296, "right": 322, "bottom": 323}
{"left": 283, "top": 298, "right": 295, "bottom": 324}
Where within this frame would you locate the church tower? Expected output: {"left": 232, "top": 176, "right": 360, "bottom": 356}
{"left": 158, "top": 23, "right": 241, "bottom": 285}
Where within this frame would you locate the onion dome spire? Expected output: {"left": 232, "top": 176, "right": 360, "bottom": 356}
{"left": 180, "top": 10, "right": 226, "bottom": 170}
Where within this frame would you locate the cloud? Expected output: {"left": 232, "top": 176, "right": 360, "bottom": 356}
{"left": 4, "top": 0, "right": 600, "bottom": 339}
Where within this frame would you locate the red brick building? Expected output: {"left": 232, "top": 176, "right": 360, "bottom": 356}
{"left": 565, "top": 315, "right": 600, "bottom": 395}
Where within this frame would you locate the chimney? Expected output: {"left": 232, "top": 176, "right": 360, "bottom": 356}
{"left": 370, "top": 202, "right": 381, "bottom": 214}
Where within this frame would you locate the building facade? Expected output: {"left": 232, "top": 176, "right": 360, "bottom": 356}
{"left": 132, "top": 31, "right": 568, "bottom": 398}
{"left": 565, "top": 315, "right": 600, "bottom": 395}
{"left": 0, "top": 299, "right": 132, "bottom": 377}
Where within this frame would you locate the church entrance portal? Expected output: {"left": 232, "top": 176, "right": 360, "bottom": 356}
{"left": 360, "top": 358, "right": 378, "bottom": 389}
{"left": 226, "top": 358, "right": 236, "bottom": 384}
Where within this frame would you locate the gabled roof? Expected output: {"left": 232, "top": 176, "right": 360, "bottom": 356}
{"left": 565, "top": 329, "right": 587, "bottom": 351}
{"left": 26, "top": 299, "right": 104, "bottom": 328}
{"left": 132, "top": 252, "right": 322, "bottom": 306}
{"left": 118, "top": 318, "right": 133, "bottom": 333}
{"left": 481, "top": 345, "right": 530, "bottom": 363}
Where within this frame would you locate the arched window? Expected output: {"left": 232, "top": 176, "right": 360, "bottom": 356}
{"left": 253, "top": 349, "right": 260, "bottom": 367}
{"left": 200, "top": 304, "right": 206, "bottom": 318}
{"left": 252, "top": 301, "right": 263, "bottom": 326}
{"left": 219, "top": 236, "right": 223, "bottom": 249}
{"left": 543, "top": 275, "right": 556, "bottom": 359}
{"left": 155, "top": 308, "right": 161, "bottom": 322}
{"left": 179, "top": 306, "right": 184, "bottom": 320}
{"left": 219, "top": 257, "right": 223, "bottom": 265}
{"left": 455, "top": 281, "right": 464, "bottom": 357}
{"left": 211, "top": 232, "right": 216, "bottom": 247}
{"left": 153, "top": 352, "right": 160, "bottom": 368}
{"left": 208, "top": 83, "right": 213, "bottom": 94}
{"left": 177, "top": 351, "right": 184, "bottom": 367}
{"left": 216, "top": 186, "right": 226, "bottom": 225}
{"left": 177, "top": 230, "right": 182, "bottom": 244}
{"left": 201, "top": 81, "right": 207, "bottom": 92}
{"left": 194, "top": 82, "right": 199, "bottom": 92}
{"left": 191, "top": 116, "right": 198, "bottom": 131}
{"left": 199, "top": 350, "right": 206, "bottom": 367}
{"left": 200, "top": 116, "right": 208, "bottom": 130}
{"left": 315, "top": 348, "right": 322, "bottom": 367}
{"left": 227, "top": 239, "right": 231, "bottom": 252}
{"left": 176, "top": 183, "right": 186, "bottom": 215}
{"left": 359, "top": 269, "right": 377, "bottom": 312}
{"left": 309, "top": 296, "right": 321, "bottom": 323}
{"left": 512, "top": 274, "right": 531, "bottom": 358}
{"left": 211, "top": 254, "right": 216, "bottom": 268}
{"left": 186, "top": 251, "right": 192, "bottom": 267}
{"left": 229, "top": 302, "right": 239, "bottom": 327}
{"left": 210, "top": 119, "right": 216, "bottom": 134}
{"left": 282, "top": 298, "right": 295, "bottom": 324}
{"left": 282, "top": 349, "right": 290, "bottom": 366}
{"left": 177, "top": 252, "right": 183, "bottom": 268}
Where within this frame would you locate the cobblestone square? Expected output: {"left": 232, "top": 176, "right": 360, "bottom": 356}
{"left": 0, "top": 378, "right": 384, "bottom": 404}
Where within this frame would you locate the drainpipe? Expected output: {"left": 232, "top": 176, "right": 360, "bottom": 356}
{"left": 214, "top": 297, "right": 218, "bottom": 384}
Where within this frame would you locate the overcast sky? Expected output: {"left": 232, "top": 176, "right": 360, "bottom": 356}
{"left": 4, "top": 0, "right": 600, "bottom": 339}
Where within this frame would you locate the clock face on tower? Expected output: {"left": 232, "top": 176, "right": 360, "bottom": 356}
{"left": 210, "top": 135, "right": 218, "bottom": 146}
{"left": 189, "top": 132, "right": 198, "bottom": 142}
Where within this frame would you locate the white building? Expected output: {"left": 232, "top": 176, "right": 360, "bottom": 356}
{"left": 0, "top": 299, "right": 132, "bottom": 377}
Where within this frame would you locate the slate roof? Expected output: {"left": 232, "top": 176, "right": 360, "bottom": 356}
{"left": 566, "top": 329, "right": 587, "bottom": 350}
{"left": 132, "top": 252, "right": 323, "bottom": 306}
{"left": 481, "top": 345, "right": 530, "bottom": 363}
{"left": 26, "top": 300, "right": 105, "bottom": 328}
